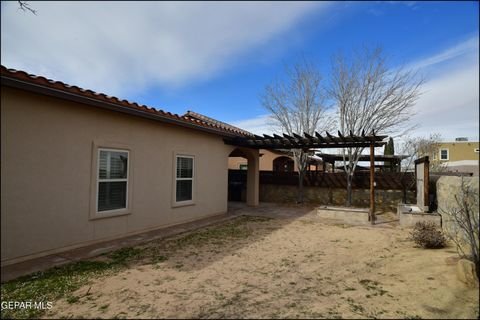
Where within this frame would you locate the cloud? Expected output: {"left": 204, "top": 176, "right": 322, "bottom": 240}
{"left": 233, "top": 37, "right": 479, "bottom": 144}
{"left": 231, "top": 114, "right": 276, "bottom": 135}
{"left": 407, "top": 62, "right": 479, "bottom": 141}
{"left": 400, "top": 36, "right": 479, "bottom": 142}
{"left": 1, "top": 1, "right": 327, "bottom": 96}
{"left": 403, "top": 36, "right": 479, "bottom": 71}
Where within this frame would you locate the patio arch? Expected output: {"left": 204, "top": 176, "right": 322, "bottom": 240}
{"left": 228, "top": 147, "right": 259, "bottom": 206}
{"left": 273, "top": 156, "right": 295, "bottom": 172}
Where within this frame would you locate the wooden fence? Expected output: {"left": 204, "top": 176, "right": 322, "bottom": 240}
{"left": 229, "top": 170, "right": 415, "bottom": 190}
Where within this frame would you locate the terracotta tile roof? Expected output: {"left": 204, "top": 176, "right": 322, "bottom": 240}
{"left": 1, "top": 65, "right": 253, "bottom": 138}
{"left": 183, "top": 111, "right": 253, "bottom": 137}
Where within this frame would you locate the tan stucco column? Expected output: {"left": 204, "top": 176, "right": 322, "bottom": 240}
{"left": 241, "top": 148, "right": 259, "bottom": 206}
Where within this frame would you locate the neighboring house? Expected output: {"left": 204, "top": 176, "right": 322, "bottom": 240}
{"left": 430, "top": 138, "right": 479, "bottom": 175}
{"left": 229, "top": 149, "right": 325, "bottom": 172}
{"left": 1, "top": 66, "right": 263, "bottom": 265}
{"left": 229, "top": 149, "right": 296, "bottom": 172}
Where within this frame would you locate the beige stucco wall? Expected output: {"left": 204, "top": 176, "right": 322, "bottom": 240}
{"left": 432, "top": 142, "right": 480, "bottom": 162}
{"left": 436, "top": 176, "right": 479, "bottom": 234}
{"left": 228, "top": 149, "right": 297, "bottom": 171}
{"left": 1, "top": 86, "right": 236, "bottom": 264}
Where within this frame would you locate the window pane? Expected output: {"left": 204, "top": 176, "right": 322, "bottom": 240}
{"left": 98, "top": 181, "right": 127, "bottom": 211}
{"left": 109, "top": 151, "right": 128, "bottom": 179}
{"left": 99, "top": 150, "right": 128, "bottom": 179}
{"left": 99, "top": 150, "right": 108, "bottom": 179}
{"left": 440, "top": 150, "right": 448, "bottom": 159}
{"left": 176, "top": 180, "right": 192, "bottom": 202}
{"left": 177, "top": 157, "right": 193, "bottom": 178}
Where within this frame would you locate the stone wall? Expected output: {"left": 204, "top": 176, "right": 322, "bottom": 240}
{"left": 259, "top": 184, "right": 415, "bottom": 212}
{"left": 436, "top": 176, "right": 479, "bottom": 235}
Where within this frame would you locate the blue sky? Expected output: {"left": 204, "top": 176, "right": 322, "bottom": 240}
{"left": 2, "top": 1, "right": 479, "bottom": 141}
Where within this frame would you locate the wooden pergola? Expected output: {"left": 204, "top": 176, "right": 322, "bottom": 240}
{"left": 225, "top": 130, "right": 387, "bottom": 224}
{"left": 317, "top": 153, "right": 409, "bottom": 172}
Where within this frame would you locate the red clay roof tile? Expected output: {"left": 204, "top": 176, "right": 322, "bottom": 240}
{"left": 1, "top": 65, "right": 253, "bottom": 138}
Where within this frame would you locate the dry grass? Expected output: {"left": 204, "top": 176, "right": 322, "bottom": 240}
{"left": 3, "top": 214, "right": 478, "bottom": 319}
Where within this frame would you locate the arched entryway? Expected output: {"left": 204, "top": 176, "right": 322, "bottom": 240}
{"left": 228, "top": 147, "right": 259, "bottom": 206}
{"left": 273, "top": 156, "right": 295, "bottom": 172}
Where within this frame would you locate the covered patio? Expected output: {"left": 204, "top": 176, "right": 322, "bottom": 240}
{"left": 225, "top": 130, "right": 387, "bottom": 224}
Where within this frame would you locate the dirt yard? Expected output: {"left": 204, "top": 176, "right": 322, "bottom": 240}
{"left": 32, "top": 205, "right": 477, "bottom": 319}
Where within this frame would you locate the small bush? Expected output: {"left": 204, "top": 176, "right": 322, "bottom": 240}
{"left": 410, "top": 221, "right": 446, "bottom": 249}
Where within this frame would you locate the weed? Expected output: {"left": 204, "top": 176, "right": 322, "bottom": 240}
{"left": 152, "top": 255, "right": 168, "bottom": 264}
{"left": 66, "top": 295, "right": 80, "bottom": 304}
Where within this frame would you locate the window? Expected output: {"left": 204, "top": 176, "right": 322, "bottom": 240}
{"left": 175, "top": 155, "right": 194, "bottom": 203}
{"left": 475, "top": 148, "right": 479, "bottom": 153}
{"left": 97, "top": 149, "right": 129, "bottom": 212}
{"left": 239, "top": 164, "right": 248, "bottom": 170}
{"left": 440, "top": 149, "right": 449, "bottom": 160}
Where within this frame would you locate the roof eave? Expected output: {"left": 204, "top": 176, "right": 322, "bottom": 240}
{"left": 1, "top": 75, "right": 241, "bottom": 139}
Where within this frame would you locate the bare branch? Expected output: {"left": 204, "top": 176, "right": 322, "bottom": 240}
{"left": 260, "top": 59, "right": 335, "bottom": 203}
{"left": 329, "top": 45, "right": 423, "bottom": 206}
{"left": 17, "top": 1, "right": 37, "bottom": 15}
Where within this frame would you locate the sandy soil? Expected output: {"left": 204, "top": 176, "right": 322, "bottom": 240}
{"left": 46, "top": 208, "right": 479, "bottom": 319}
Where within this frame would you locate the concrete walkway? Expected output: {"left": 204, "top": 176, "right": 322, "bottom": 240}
{"left": 1, "top": 213, "right": 236, "bottom": 282}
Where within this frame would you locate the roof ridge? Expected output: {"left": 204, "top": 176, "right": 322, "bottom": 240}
{"left": 184, "top": 110, "right": 253, "bottom": 136}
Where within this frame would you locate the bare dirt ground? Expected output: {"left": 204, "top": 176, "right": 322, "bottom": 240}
{"left": 46, "top": 205, "right": 479, "bottom": 319}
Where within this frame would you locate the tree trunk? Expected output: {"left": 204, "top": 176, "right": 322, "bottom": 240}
{"left": 297, "top": 170, "right": 305, "bottom": 203}
{"left": 346, "top": 175, "right": 353, "bottom": 207}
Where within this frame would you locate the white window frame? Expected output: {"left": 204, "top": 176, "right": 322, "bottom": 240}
{"left": 172, "top": 154, "right": 195, "bottom": 207}
{"left": 89, "top": 140, "right": 133, "bottom": 220}
{"left": 439, "top": 148, "right": 449, "bottom": 161}
{"left": 96, "top": 148, "right": 129, "bottom": 213}
{"left": 474, "top": 148, "right": 479, "bottom": 153}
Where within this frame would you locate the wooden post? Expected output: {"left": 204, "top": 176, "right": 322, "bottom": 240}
{"left": 424, "top": 157, "right": 430, "bottom": 211}
{"left": 370, "top": 143, "right": 375, "bottom": 224}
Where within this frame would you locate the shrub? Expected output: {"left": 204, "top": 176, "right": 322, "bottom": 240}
{"left": 410, "top": 221, "right": 446, "bottom": 249}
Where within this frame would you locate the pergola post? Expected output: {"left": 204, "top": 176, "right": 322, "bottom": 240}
{"left": 369, "top": 143, "right": 375, "bottom": 224}
{"left": 246, "top": 149, "right": 259, "bottom": 207}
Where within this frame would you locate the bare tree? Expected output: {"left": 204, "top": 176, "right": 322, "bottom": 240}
{"left": 440, "top": 178, "right": 479, "bottom": 278}
{"left": 17, "top": 1, "right": 37, "bottom": 15}
{"left": 329, "top": 46, "right": 423, "bottom": 206}
{"left": 400, "top": 133, "right": 446, "bottom": 173}
{"left": 398, "top": 133, "right": 445, "bottom": 203}
{"left": 261, "top": 60, "right": 335, "bottom": 203}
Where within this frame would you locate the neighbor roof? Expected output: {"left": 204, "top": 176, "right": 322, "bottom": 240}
{"left": 0, "top": 66, "right": 253, "bottom": 138}
{"left": 317, "top": 153, "right": 409, "bottom": 162}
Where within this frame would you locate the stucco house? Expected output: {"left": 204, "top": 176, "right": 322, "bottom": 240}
{"left": 0, "top": 66, "right": 262, "bottom": 265}
{"left": 430, "top": 138, "right": 479, "bottom": 175}
{"left": 229, "top": 149, "right": 295, "bottom": 172}
{"left": 229, "top": 149, "right": 326, "bottom": 172}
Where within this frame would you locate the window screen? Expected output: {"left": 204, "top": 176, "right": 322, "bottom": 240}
{"left": 98, "top": 149, "right": 128, "bottom": 212}
{"left": 176, "top": 156, "right": 193, "bottom": 202}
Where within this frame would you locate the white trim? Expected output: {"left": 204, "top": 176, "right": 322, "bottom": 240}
{"left": 96, "top": 148, "right": 129, "bottom": 213}
{"left": 172, "top": 154, "right": 195, "bottom": 207}
{"left": 439, "top": 148, "right": 449, "bottom": 161}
